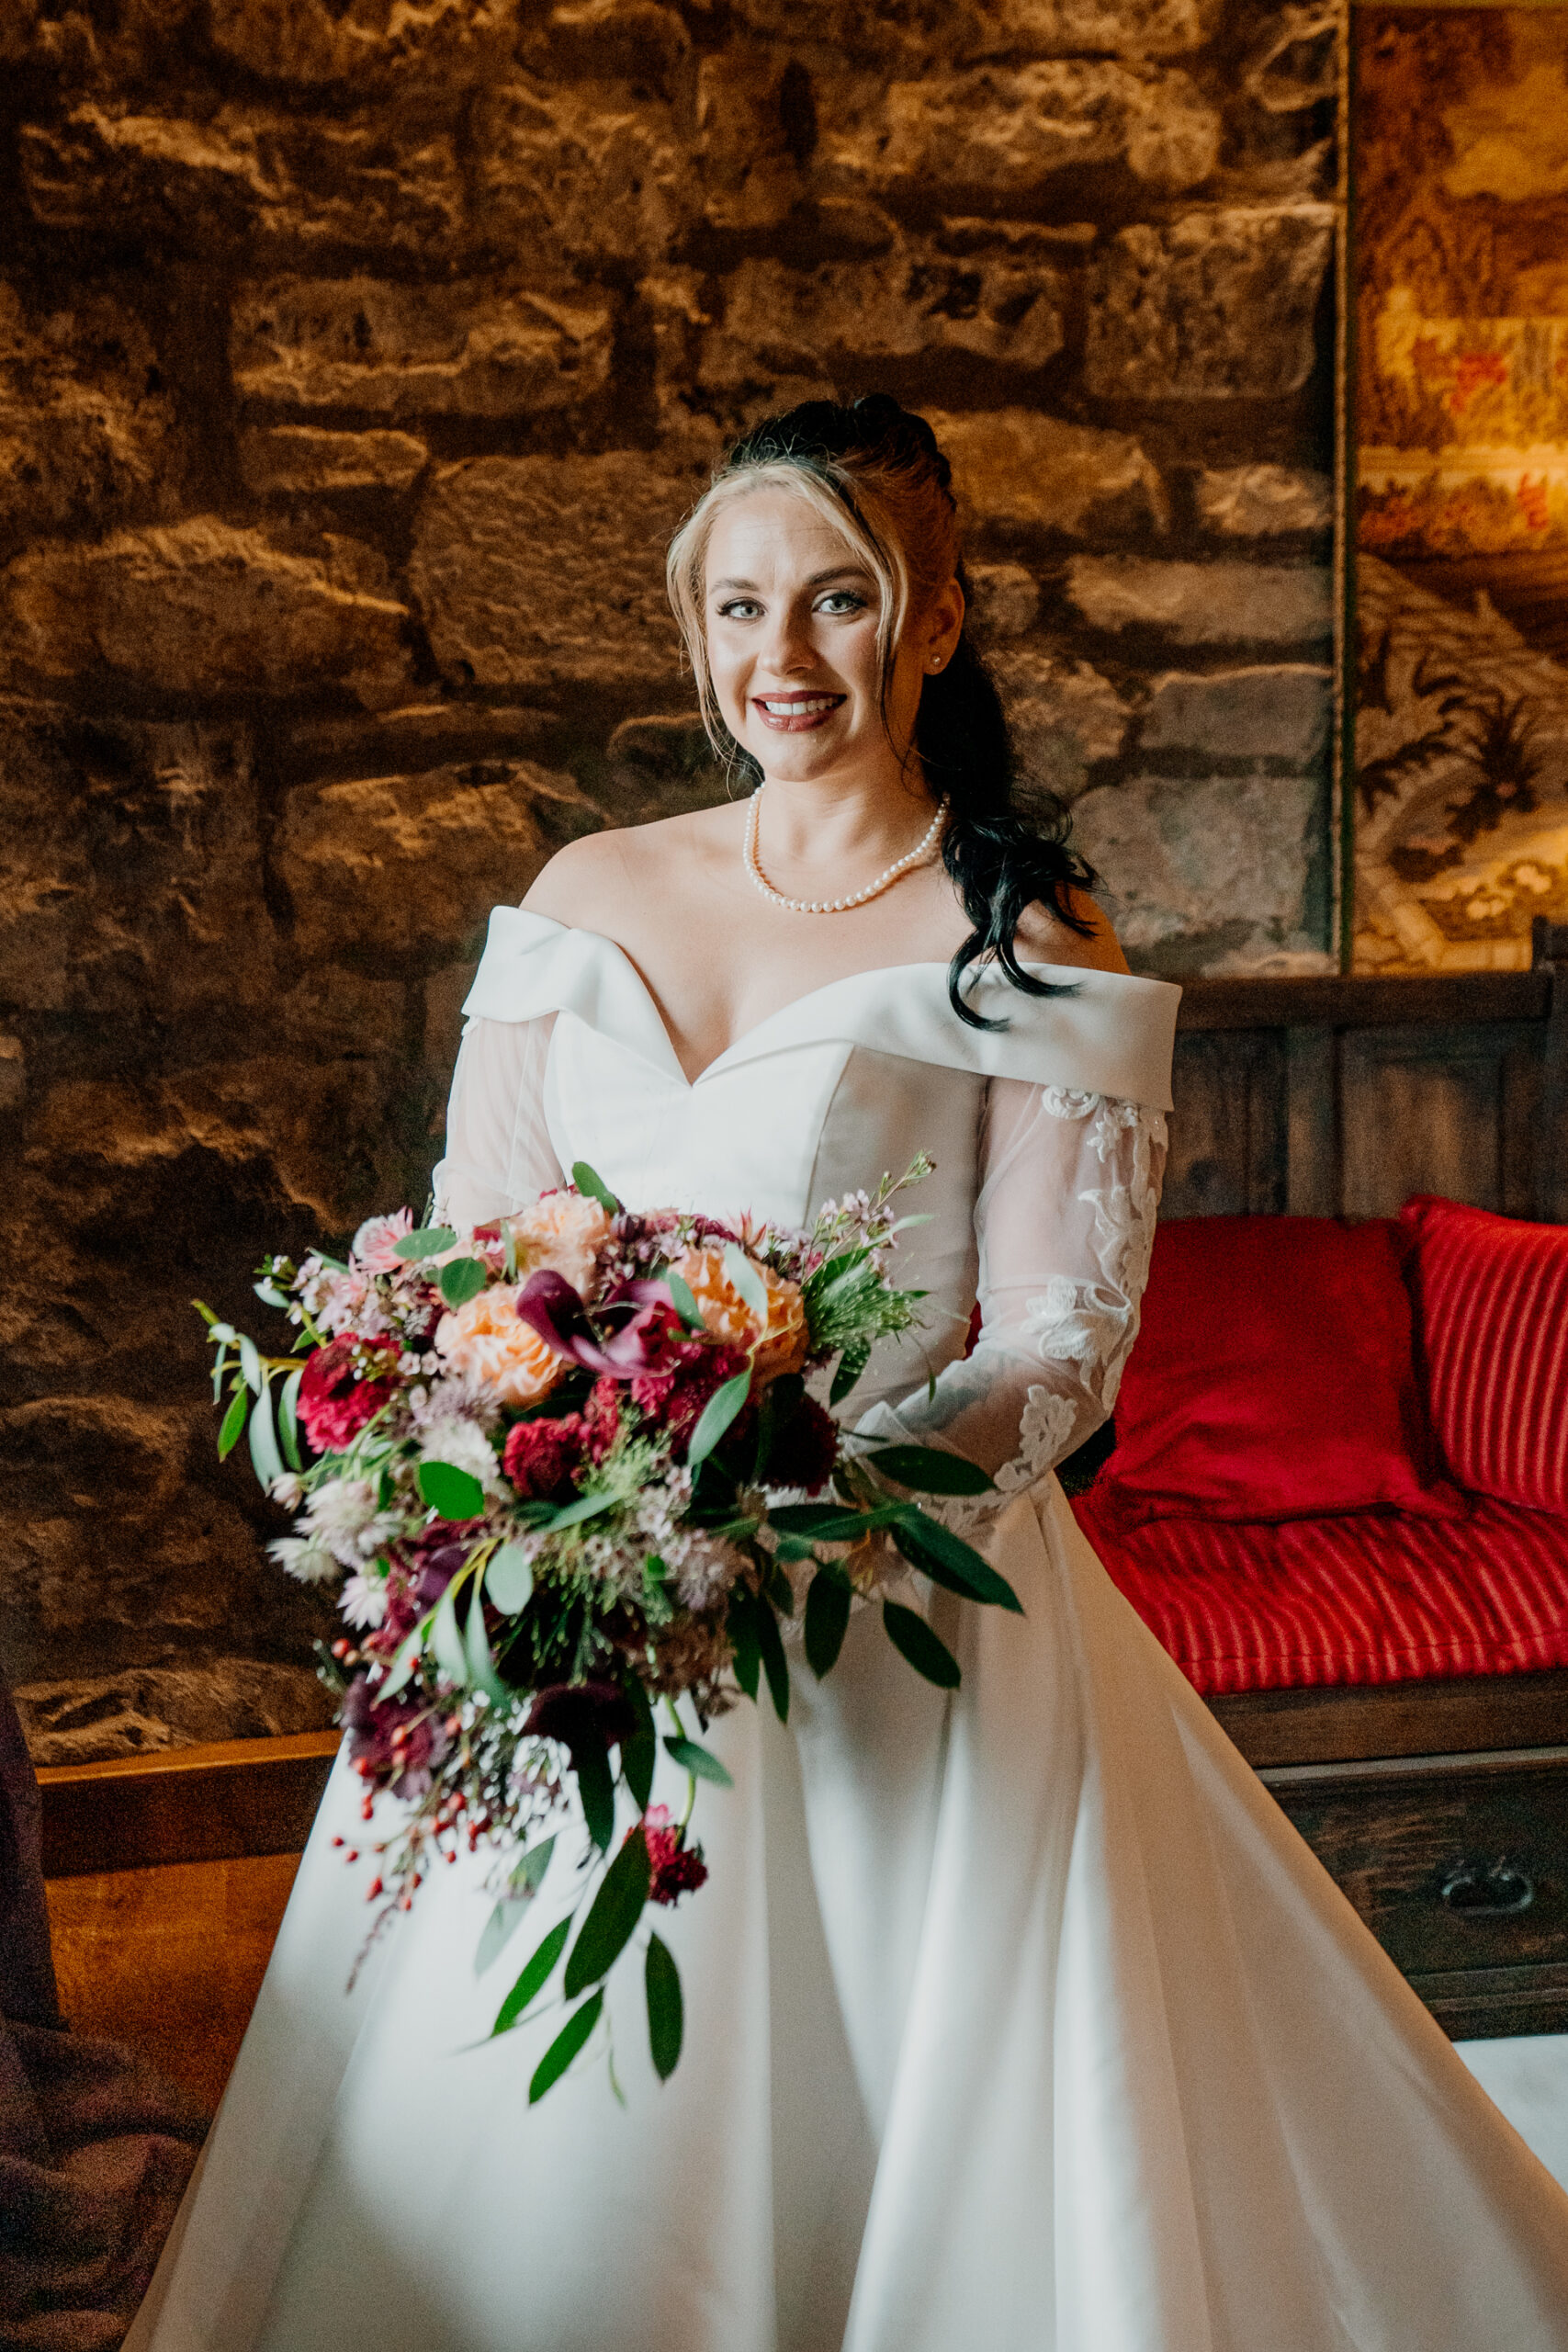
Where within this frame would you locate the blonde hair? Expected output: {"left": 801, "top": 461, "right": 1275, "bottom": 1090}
{"left": 664, "top": 438, "right": 961, "bottom": 773}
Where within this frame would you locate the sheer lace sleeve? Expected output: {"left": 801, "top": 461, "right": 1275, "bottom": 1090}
{"left": 431, "top": 1012, "right": 565, "bottom": 1230}
{"left": 855, "top": 1082, "right": 1168, "bottom": 1520}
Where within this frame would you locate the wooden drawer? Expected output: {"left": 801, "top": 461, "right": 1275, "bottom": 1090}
{"left": 1262, "top": 1745, "right": 1568, "bottom": 2037}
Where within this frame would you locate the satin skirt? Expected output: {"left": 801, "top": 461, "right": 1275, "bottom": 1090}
{"left": 127, "top": 1483, "right": 1568, "bottom": 2352}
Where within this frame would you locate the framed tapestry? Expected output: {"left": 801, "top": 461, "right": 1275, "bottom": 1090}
{"left": 1349, "top": 0, "right": 1568, "bottom": 973}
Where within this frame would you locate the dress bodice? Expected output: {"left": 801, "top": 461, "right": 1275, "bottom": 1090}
{"left": 437, "top": 910, "right": 1179, "bottom": 1492}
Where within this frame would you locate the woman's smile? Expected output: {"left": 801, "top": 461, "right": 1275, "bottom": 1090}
{"left": 750, "top": 691, "right": 847, "bottom": 732}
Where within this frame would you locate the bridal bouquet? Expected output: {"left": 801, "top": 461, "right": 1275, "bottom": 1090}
{"left": 197, "top": 1160, "right": 1017, "bottom": 2102}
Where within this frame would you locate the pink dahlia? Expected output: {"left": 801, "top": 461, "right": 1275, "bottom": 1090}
{"left": 630, "top": 1342, "right": 750, "bottom": 1461}
{"left": 638, "top": 1805, "right": 709, "bottom": 1906}
{"left": 765, "top": 1397, "right": 839, "bottom": 1494}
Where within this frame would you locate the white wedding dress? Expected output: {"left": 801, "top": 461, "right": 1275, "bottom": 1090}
{"left": 129, "top": 909, "right": 1568, "bottom": 2352}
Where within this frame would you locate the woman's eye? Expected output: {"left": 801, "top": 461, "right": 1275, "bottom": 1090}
{"left": 716, "top": 599, "right": 762, "bottom": 621}
{"left": 818, "top": 592, "right": 867, "bottom": 616}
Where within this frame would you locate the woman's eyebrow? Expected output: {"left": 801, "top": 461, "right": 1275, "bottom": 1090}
{"left": 709, "top": 565, "right": 871, "bottom": 594}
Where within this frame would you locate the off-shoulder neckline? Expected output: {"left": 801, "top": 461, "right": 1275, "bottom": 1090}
{"left": 513, "top": 909, "right": 1171, "bottom": 1089}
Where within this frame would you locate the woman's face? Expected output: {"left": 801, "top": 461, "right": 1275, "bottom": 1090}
{"left": 701, "top": 485, "right": 962, "bottom": 790}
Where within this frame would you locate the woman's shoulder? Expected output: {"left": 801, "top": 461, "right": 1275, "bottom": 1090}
{"left": 1015, "top": 888, "right": 1131, "bottom": 977}
{"left": 523, "top": 808, "right": 741, "bottom": 927}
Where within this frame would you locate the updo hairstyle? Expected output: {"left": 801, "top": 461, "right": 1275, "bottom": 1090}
{"left": 664, "top": 393, "right": 1095, "bottom": 1028}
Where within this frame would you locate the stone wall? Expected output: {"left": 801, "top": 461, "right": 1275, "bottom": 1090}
{"left": 0, "top": 0, "right": 1338, "bottom": 1760}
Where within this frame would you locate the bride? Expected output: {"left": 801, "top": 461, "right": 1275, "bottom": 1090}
{"left": 129, "top": 396, "right": 1568, "bottom": 2350}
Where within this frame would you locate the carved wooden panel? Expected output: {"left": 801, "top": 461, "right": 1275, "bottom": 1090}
{"left": 1165, "top": 1031, "right": 1285, "bottom": 1219}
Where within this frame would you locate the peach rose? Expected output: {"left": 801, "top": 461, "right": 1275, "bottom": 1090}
{"left": 676, "top": 1245, "right": 809, "bottom": 1384}
{"left": 507, "top": 1193, "right": 615, "bottom": 1298}
{"left": 434, "top": 1284, "right": 565, "bottom": 1407}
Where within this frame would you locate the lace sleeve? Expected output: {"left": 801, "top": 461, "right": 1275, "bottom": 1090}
{"left": 431, "top": 1012, "right": 565, "bottom": 1230}
{"left": 854, "top": 1081, "right": 1168, "bottom": 1520}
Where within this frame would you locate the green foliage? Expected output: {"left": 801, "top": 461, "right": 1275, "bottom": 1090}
{"left": 577, "top": 1738, "right": 615, "bottom": 1853}
{"left": 438, "top": 1256, "right": 488, "bottom": 1308}
{"left": 485, "top": 1542, "right": 535, "bottom": 1612}
{"left": 395, "top": 1226, "right": 457, "bottom": 1261}
{"left": 492, "top": 1915, "right": 570, "bottom": 2037}
{"left": 891, "top": 1511, "right": 1021, "bottom": 1613}
{"left": 218, "top": 1384, "right": 249, "bottom": 1460}
{"left": 570, "top": 1160, "right": 621, "bottom": 1213}
{"left": 663, "top": 1735, "right": 733, "bottom": 1789}
{"left": 646, "top": 1935, "right": 683, "bottom": 2081}
{"left": 529, "top": 1990, "right": 604, "bottom": 2102}
{"left": 882, "top": 1600, "right": 962, "bottom": 1689}
{"left": 865, "top": 1445, "right": 993, "bottom": 1497}
{"left": 564, "top": 1827, "right": 651, "bottom": 1998}
{"left": 757, "top": 1598, "right": 790, "bottom": 1723}
{"left": 804, "top": 1567, "right": 852, "bottom": 1679}
{"left": 418, "top": 1460, "right": 487, "bottom": 1521}
{"left": 686, "top": 1370, "right": 752, "bottom": 1468}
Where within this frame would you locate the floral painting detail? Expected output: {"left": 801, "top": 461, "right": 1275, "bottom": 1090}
{"left": 197, "top": 1158, "right": 1019, "bottom": 2104}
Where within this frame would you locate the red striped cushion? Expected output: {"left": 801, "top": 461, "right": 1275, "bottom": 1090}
{"left": 1400, "top": 1197, "right": 1568, "bottom": 1516}
{"left": 1074, "top": 1491, "right": 1568, "bottom": 1695}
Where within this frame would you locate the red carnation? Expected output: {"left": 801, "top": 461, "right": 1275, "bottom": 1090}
{"left": 502, "top": 1414, "right": 586, "bottom": 1501}
{"left": 765, "top": 1396, "right": 839, "bottom": 1494}
{"left": 298, "top": 1337, "right": 394, "bottom": 1453}
{"left": 635, "top": 1806, "right": 709, "bottom": 1907}
{"left": 630, "top": 1342, "right": 750, "bottom": 1460}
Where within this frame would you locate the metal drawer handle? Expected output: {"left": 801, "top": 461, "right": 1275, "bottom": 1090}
{"left": 1439, "top": 1860, "right": 1535, "bottom": 1917}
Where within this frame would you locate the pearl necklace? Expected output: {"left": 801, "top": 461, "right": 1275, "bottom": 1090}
{"left": 743, "top": 786, "right": 950, "bottom": 916}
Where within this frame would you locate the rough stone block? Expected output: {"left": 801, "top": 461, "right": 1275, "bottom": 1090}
{"left": 1085, "top": 206, "right": 1334, "bottom": 399}
{"left": 600, "top": 715, "right": 728, "bottom": 824}
{"left": 280, "top": 758, "right": 599, "bottom": 957}
{"left": 697, "top": 49, "right": 814, "bottom": 232}
{"left": 522, "top": 0, "right": 692, "bottom": 95}
{"left": 0, "top": 1035, "right": 22, "bottom": 1113}
{"left": 1070, "top": 770, "right": 1325, "bottom": 967}
{"left": 1066, "top": 557, "right": 1331, "bottom": 643}
{"left": 701, "top": 248, "right": 1064, "bottom": 383}
{"left": 21, "top": 103, "right": 465, "bottom": 261}
{"left": 231, "top": 278, "right": 611, "bottom": 419}
{"left": 962, "top": 0, "right": 1219, "bottom": 57}
{"left": 0, "top": 704, "right": 275, "bottom": 1017}
{"left": 966, "top": 563, "right": 1041, "bottom": 639}
{"left": 411, "top": 454, "right": 693, "bottom": 688}
{"left": 2, "top": 519, "right": 410, "bottom": 703}
{"left": 932, "top": 409, "right": 1168, "bottom": 541}
{"left": 279, "top": 965, "right": 407, "bottom": 1055}
{"left": 1244, "top": 6, "right": 1338, "bottom": 115}
{"left": 471, "top": 79, "right": 686, "bottom": 267}
{"left": 13, "top": 1661, "right": 333, "bottom": 1765}
{"left": 0, "top": 283, "right": 176, "bottom": 539}
{"left": 1196, "top": 463, "right": 1332, "bottom": 537}
{"left": 239, "top": 426, "right": 427, "bottom": 494}
{"left": 825, "top": 63, "right": 1221, "bottom": 201}
{"left": 1140, "top": 665, "right": 1331, "bottom": 763}
{"left": 990, "top": 646, "right": 1130, "bottom": 799}
{"left": 208, "top": 0, "right": 519, "bottom": 86}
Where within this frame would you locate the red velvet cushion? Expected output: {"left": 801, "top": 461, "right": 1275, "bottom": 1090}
{"left": 1100, "top": 1216, "right": 1465, "bottom": 1526}
{"left": 1399, "top": 1196, "right": 1568, "bottom": 1516}
{"left": 1074, "top": 1490, "right": 1568, "bottom": 1695}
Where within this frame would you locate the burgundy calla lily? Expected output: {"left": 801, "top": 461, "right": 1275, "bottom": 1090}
{"left": 513, "top": 1271, "right": 683, "bottom": 1380}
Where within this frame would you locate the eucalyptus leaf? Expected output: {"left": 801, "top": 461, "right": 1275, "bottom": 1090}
{"left": 727, "top": 1586, "right": 761, "bottom": 1702}
{"left": 804, "top": 1566, "right": 852, "bottom": 1679}
{"left": 253, "top": 1278, "right": 290, "bottom": 1311}
{"left": 278, "top": 1366, "right": 304, "bottom": 1473}
{"left": 891, "top": 1512, "right": 1022, "bottom": 1614}
{"left": 492, "top": 1914, "right": 570, "bottom": 2036}
{"left": 237, "top": 1334, "right": 263, "bottom": 1397}
{"left": 418, "top": 1460, "right": 487, "bottom": 1521}
{"left": 217, "top": 1383, "right": 249, "bottom": 1461}
{"left": 438, "top": 1255, "right": 488, "bottom": 1309}
{"left": 377, "top": 1619, "right": 430, "bottom": 1702}
{"left": 464, "top": 1583, "right": 507, "bottom": 1702}
{"left": 646, "top": 1933, "right": 683, "bottom": 2081}
{"left": 563, "top": 1826, "right": 651, "bottom": 1998}
{"left": 248, "top": 1374, "right": 287, "bottom": 1490}
{"left": 577, "top": 1739, "right": 615, "bottom": 1853}
{"left": 664, "top": 1271, "right": 705, "bottom": 1332}
{"left": 662, "top": 1734, "right": 734, "bottom": 1789}
{"left": 538, "top": 1490, "right": 619, "bottom": 1533}
{"left": 622, "top": 1679, "right": 657, "bottom": 1815}
{"left": 721, "top": 1239, "right": 770, "bottom": 1322}
{"left": 882, "top": 1600, "right": 962, "bottom": 1689}
{"left": 529, "top": 1989, "right": 604, "bottom": 2103}
{"left": 211, "top": 1341, "right": 230, "bottom": 1404}
{"left": 685, "top": 1370, "right": 752, "bottom": 1468}
{"left": 394, "top": 1226, "right": 457, "bottom": 1261}
{"left": 769, "top": 1501, "right": 897, "bottom": 1541}
{"left": 485, "top": 1541, "right": 535, "bottom": 1613}
{"left": 431, "top": 1586, "right": 469, "bottom": 1686}
{"left": 512, "top": 1837, "right": 556, "bottom": 1897}
{"left": 757, "top": 1599, "right": 790, "bottom": 1724}
{"left": 772, "top": 1533, "right": 819, "bottom": 1565}
{"left": 864, "top": 1444, "right": 995, "bottom": 1497}
{"left": 207, "top": 1321, "right": 236, "bottom": 1346}
{"left": 474, "top": 1896, "right": 534, "bottom": 1979}
{"left": 570, "top": 1160, "right": 621, "bottom": 1214}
